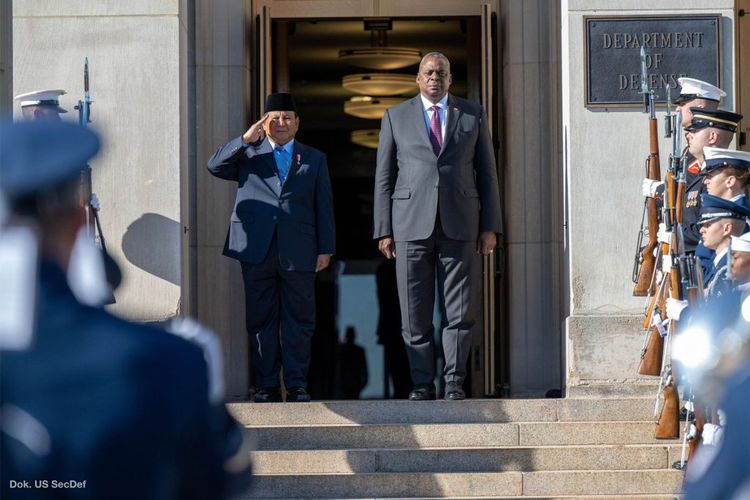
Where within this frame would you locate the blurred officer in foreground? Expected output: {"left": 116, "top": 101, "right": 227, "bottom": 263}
{"left": 0, "top": 120, "right": 251, "bottom": 499}
{"left": 14, "top": 88, "right": 120, "bottom": 307}
{"left": 679, "top": 236, "right": 750, "bottom": 498}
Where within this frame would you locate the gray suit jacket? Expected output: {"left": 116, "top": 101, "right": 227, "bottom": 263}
{"left": 373, "top": 94, "right": 502, "bottom": 242}
{"left": 207, "top": 136, "right": 335, "bottom": 271}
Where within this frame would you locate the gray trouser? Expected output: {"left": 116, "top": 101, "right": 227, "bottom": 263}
{"left": 395, "top": 219, "right": 480, "bottom": 386}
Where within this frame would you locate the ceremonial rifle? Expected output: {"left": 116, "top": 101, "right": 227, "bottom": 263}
{"left": 633, "top": 47, "right": 662, "bottom": 296}
{"left": 653, "top": 95, "right": 683, "bottom": 438}
{"left": 74, "top": 58, "right": 115, "bottom": 304}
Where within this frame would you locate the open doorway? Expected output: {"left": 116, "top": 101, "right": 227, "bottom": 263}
{"left": 263, "top": 18, "right": 493, "bottom": 399}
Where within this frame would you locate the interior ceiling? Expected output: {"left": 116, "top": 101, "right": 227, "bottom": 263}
{"left": 284, "top": 19, "right": 469, "bottom": 131}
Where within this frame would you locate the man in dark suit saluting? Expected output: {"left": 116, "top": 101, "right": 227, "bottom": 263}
{"left": 373, "top": 52, "right": 502, "bottom": 401}
{"left": 208, "top": 93, "right": 335, "bottom": 403}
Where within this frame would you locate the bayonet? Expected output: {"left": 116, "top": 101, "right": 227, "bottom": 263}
{"left": 640, "top": 47, "right": 649, "bottom": 112}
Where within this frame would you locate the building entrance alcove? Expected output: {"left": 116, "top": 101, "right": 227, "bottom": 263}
{"left": 194, "top": 0, "right": 564, "bottom": 400}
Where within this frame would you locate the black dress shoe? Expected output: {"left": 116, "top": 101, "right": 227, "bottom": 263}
{"left": 445, "top": 382, "right": 466, "bottom": 400}
{"left": 409, "top": 384, "right": 436, "bottom": 401}
{"left": 253, "top": 387, "right": 282, "bottom": 403}
{"left": 286, "top": 387, "right": 311, "bottom": 403}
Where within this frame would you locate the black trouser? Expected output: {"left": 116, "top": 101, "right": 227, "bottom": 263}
{"left": 240, "top": 236, "right": 315, "bottom": 389}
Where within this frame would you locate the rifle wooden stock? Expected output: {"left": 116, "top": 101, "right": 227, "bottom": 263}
{"left": 665, "top": 171, "right": 676, "bottom": 228}
{"left": 633, "top": 119, "right": 662, "bottom": 296}
{"left": 676, "top": 177, "right": 685, "bottom": 225}
{"left": 637, "top": 325, "right": 663, "bottom": 376}
{"left": 654, "top": 381, "right": 680, "bottom": 439}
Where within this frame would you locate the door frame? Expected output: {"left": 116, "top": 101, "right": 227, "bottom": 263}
{"left": 250, "top": 0, "right": 503, "bottom": 397}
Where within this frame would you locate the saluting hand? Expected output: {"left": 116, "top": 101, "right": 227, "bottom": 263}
{"left": 242, "top": 114, "right": 269, "bottom": 144}
{"left": 378, "top": 237, "right": 396, "bottom": 259}
{"left": 477, "top": 231, "right": 497, "bottom": 255}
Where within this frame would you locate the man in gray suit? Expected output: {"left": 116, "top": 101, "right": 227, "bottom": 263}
{"left": 208, "top": 93, "right": 335, "bottom": 403}
{"left": 373, "top": 52, "right": 502, "bottom": 401}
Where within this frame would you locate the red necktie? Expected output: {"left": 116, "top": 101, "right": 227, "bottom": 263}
{"left": 429, "top": 105, "right": 442, "bottom": 155}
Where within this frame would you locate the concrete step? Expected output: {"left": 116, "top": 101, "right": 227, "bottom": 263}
{"left": 229, "top": 398, "right": 662, "bottom": 426}
{"left": 246, "top": 422, "right": 682, "bottom": 450}
{"left": 250, "top": 444, "right": 679, "bottom": 474}
{"left": 249, "top": 497, "right": 681, "bottom": 500}
{"left": 240, "top": 470, "right": 684, "bottom": 498}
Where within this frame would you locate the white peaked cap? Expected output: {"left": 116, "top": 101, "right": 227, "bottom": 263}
{"left": 677, "top": 77, "right": 726, "bottom": 102}
{"left": 732, "top": 233, "right": 750, "bottom": 253}
{"left": 677, "top": 77, "right": 727, "bottom": 102}
{"left": 704, "top": 147, "right": 750, "bottom": 164}
{"left": 13, "top": 89, "right": 66, "bottom": 107}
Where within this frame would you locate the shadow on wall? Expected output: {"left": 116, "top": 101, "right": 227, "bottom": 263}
{"left": 121, "top": 213, "right": 181, "bottom": 286}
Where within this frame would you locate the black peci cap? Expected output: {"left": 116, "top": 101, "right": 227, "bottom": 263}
{"left": 265, "top": 92, "right": 297, "bottom": 113}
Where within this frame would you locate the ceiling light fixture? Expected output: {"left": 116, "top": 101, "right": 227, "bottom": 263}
{"left": 338, "top": 47, "right": 423, "bottom": 70}
{"left": 343, "top": 96, "right": 404, "bottom": 120}
{"left": 339, "top": 22, "right": 422, "bottom": 70}
{"left": 342, "top": 73, "right": 417, "bottom": 96}
{"left": 351, "top": 129, "right": 380, "bottom": 149}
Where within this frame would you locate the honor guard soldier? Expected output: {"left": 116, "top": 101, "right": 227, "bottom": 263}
{"left": 695, "top": 194, "right": 749, "bottom": 296}
{"left": 14, "top": 89, "right": 67, "bottom": 120}
{"left": 14, "top": 88, "right": 120, "bottom": 307}
{"left": 0, "top": 121, "right": 251, "bottom": 500}
{"left": 667, "top": 193, "right": 750, "bottom": 322}
{"left": 673, "top": 77, "right": 726, "bottom": 129}
{"left": 685, "top": 109, "right": 744, "bottom": 277}
{"left": 701, "top": 146, "right": 750, "bottom": 203}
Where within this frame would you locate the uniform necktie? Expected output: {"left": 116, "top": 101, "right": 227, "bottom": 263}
{"left": 274, "top": 146, "right": 291, "bottom": 184}
{"left": 429, "top": 105, "right": 442, "bottom": 156}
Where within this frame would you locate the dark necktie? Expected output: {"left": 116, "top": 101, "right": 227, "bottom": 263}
{"left": 429, "top": 105, "right": 442, "bottom": 156}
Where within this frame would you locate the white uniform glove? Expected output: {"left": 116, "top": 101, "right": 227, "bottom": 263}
{"left": 642, "top": 178, "right": 665, "bottom": 198}
{"left": 89, "top": 193, "right": 100, "bottom": 211}
{"left": 702, "top": 423, "right": 724, "bottom": 447}
{"left": 666, "top": 297, "right": 688, "bottom": 321}
{"left": 657, "top": 222, "right": 672, "bottom": 245}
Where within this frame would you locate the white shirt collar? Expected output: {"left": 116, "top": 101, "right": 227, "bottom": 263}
{"left": 420, "top": 93, "right": 448, "bottom": 111}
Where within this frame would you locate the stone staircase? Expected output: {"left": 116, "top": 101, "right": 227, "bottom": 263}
{"left": 227, "top": 398, "right": 685, "bottom": 499}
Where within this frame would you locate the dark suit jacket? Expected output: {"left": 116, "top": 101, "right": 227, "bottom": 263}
{"left": 207, "top": 137, "right": 336, "bottom": 271}
{"left": 373, "top": 94, "right": 502, "bottom": 242}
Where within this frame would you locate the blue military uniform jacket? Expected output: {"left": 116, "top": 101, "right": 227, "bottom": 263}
{"left": 685, "top": 362, "right": 750, "bottom": 499}
{"left": 1, "top": 263, "right": 249, "bottom": 499}
{"left": 207, "top": 136, "right": 336, "bottom": 271}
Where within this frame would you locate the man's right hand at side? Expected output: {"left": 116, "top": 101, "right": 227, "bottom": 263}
{"left": 378, "top": 237, "right": 396, "bottom": 259}
{"left": 242, "top": 114, "right": 269, "bottom": 144}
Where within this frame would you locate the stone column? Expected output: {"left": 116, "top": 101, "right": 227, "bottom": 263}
{"left": 501, "top": 0, "right": 565, "bottom": 396}
{"left": 193, "top": 0, "right": 254, "bottom": 398}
